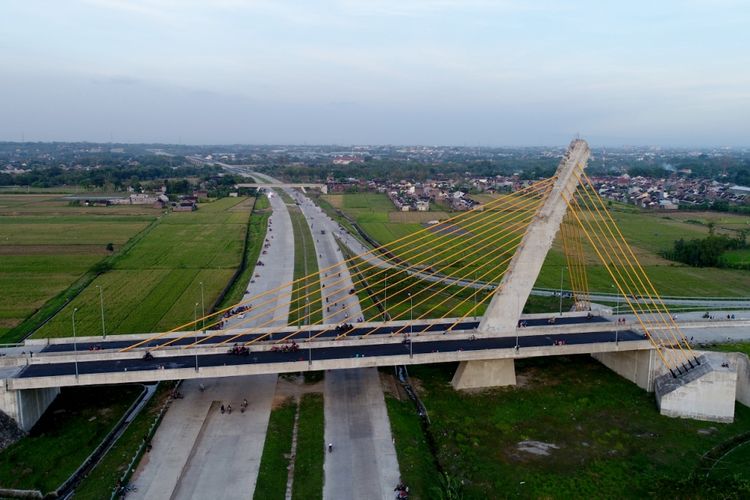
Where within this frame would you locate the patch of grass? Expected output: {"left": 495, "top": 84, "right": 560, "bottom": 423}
{"left": 721, "top": 248, "right": 750, "bottom": 266}
{"left": 73, "top": 383, "right": 175, "bottom": 500}
{"left": 385, "top": 395, "right": 439, "bottom": 500}
{"left": 253, "top": 398, "right": 296, "bottom": 500}
{"left": 709, "top": 342, "right": 750, "bottom": 357}
{"left": 288, "top": 206, "right": 322, "bottom": 326}
{"left": 291, "top": 393, "right": 324, "bottom": 500}
{"left": 0, "top": 385, "right": 142, "bottom": 494}
{"left": 403, "top": 357, "right": 750, "bottom": 499}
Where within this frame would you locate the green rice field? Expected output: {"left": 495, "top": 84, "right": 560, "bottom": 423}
{"left": 32, "top": 197, "right": 253, "bottom": 338}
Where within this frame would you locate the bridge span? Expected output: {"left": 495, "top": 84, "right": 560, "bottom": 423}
{"left": 2, "top": 138, "right": 747, "bottom": 432}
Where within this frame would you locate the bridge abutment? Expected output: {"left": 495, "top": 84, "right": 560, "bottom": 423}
{"left": 655, "top": 353, "right": 737, "bottom": 423}
{"left": 451, "top": 359, "right": 516, "bottom": 390}
{"left": 0, "top": 383, "right": 59, "bottom": 432}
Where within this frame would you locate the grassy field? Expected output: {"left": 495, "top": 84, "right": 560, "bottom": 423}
{"left": 288, "top": 205, "right": 323, "bottom": 326}
{"left": 326, "top": 192, "right": 750, "bottom": 300}
{"left": 0, "top": 385, "right": 142, "bottom": 494}
{"left": 73, "top": 382, "right": 175, "bottom": 499}
{"left": 387, "top": 357, "right": 750, "bottom": 499}
{"left": 33, "top": 197, "right": 251, "bottom": 338}
{"left": 0, "top": 194, "right": 160, "bottom": 341}
{"left": 291, "top": 393, "right": 324, "bottom": 500}
{"left": 253, "top": 397, "right": 296, "bottom": 500}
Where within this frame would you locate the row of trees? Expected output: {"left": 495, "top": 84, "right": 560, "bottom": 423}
{"left": 662, "top": 233, "right": 747, "bottom": 268}
{"left": 0, "top": 161, "right": 222, "bottom": 190}
{"left": 257, "top": 157, "right": 560, "bottom": 184}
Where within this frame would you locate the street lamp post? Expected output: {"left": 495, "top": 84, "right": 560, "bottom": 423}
{"left": 473, "top": 270, "right": 478, "bottom": 320}
{"left": 72, "top": 307, "right": 79, "bottom": 379}
{"left": 96, "top": 285, "right": 106, "bottom": 339}
{"left": 515, "top": 295, "right": 520, "bottom": 352}
{"left": 194, "top": 302, "right": 199, "bottom": 372}
{"left": 559, "top": 266, "right": 565, "bottom": 316}
{"left": 409, "top": 293, "right": 413, "bottom": 358}
{"left": 615, "top": 290, "right": 620, "bottom": 345}
{"left": 200, "top": 282, "right": 205, "bottom": 332}
{"left": 384, "top": 272, "right": 388, "bottom": 321}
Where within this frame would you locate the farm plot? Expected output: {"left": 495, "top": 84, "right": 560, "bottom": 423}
{"left": 0, "top": 195, "right": 159, "bottom": 340}
{"left": 33, "top": 197, "right": 252, "bottom": 338}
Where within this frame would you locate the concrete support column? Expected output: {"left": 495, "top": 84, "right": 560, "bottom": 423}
{"left": 734, "top": 353, "right": 750, "bottom": 407}
{"left": 592, "top": 349, "right": 662, "bottom": 392}
{"left": 0, "top": 383, "right": 60, "bottom": 432}
{"left": 451, "top": 359, "right": 516, "bottom": 390}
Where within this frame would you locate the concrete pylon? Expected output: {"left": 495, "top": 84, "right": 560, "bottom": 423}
{"left": 478, "top": 139, "right": 590, "bottom": 334}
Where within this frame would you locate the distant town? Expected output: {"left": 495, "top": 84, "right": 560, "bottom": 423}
{"left": 1, "top": 142, "right": 750, "bottom": 212}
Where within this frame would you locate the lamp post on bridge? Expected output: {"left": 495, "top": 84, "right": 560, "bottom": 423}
{"left": 409, "top": 292, "right": 413, "bottom": 358}
{"left": 384, "top": 272, "right": 388, "bottom": 321}
{"left": 473, "top": 269, "right": 478, "bottom": 320}
{"left": 194, "top": 302, "right": 199, "bottom": 372}
{"left": 72, "top": 307, "right": 79, "bottom": 379}
{"left": 96, "top": 285, "right": 106, "bottom": 339}
{"left": 515, "top": 294, "right": 520, "bottom": 352}
{"left": 559, "top": 266, "right": 565, "bottom": 316}
{"left": 200, "top": 281, "right": 205, "bottom": 332}
{"left": 612, "top": 285, "right": 620, "bottom": 345}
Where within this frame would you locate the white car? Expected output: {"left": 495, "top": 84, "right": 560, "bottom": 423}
{"left": 238, "top": 313, "right": 246, "bottom": 319}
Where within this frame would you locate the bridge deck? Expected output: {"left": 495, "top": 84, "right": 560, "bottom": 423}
{"left": 13, "top": 328, "right": 644, "bottom": 386}
{"left": 38, "top": 316, "right": 609, "bottom": 353}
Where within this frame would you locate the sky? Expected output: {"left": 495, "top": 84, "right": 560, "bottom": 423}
{"left": 0, "top": 0, "right": 748, "bottom": 146}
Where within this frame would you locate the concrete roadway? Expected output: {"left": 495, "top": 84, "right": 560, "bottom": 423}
{"left": 289, "top": 189, "right": 401, "bottom": 500}
{"left": 130, "top": 189, "right": 293, "bottom": 500}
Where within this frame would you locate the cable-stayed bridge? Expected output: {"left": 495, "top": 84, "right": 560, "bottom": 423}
{"left": 2, "top": 139, "right": 748, "bottom": 430}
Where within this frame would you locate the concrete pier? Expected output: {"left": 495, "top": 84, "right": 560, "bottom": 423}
{"left": 451, "top": 359, "right": 516, "bottom": 390}
{"left": 0, "top": 385, "right": 59, "bottom": 431}
{"left": 592, "top": 349, "right": 663, "bottom": 391}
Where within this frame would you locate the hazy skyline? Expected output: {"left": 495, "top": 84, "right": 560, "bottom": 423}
{"left": 1, "top": 0, "right": 749, "bottom": 146}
